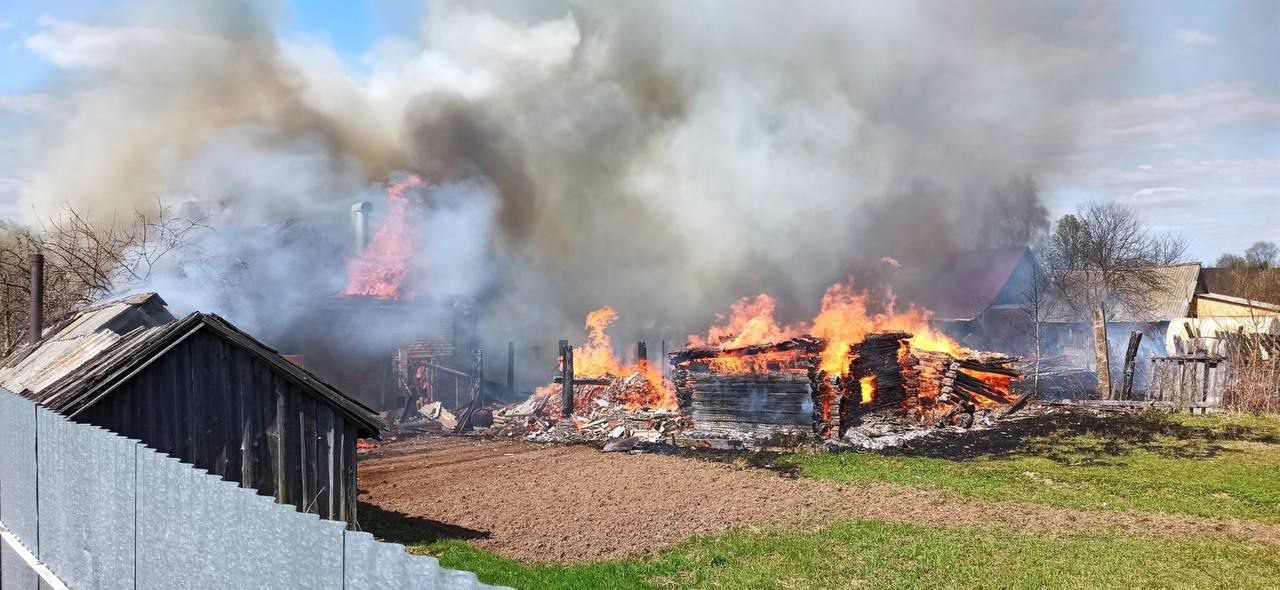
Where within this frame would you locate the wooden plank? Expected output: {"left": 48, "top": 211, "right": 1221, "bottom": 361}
{"left": 236, "top": 349, "right": 257, "bottom": 490}
{"left": 343, "top": 423, "right": 359, "bottom": 526}
{"left": 332, "top": 415, "right": 346, "bottom": 523}
{"left": 252, "top": 358, "right": 275, "bottom": 495}
{"left": 223, "top": 340, "right": 243, "bottom": 484}
{"left": 300, "top": 393, "right": 318, "bottom": 514}
{"left": 277, "top": 373, "right": 301, "bottom": 507}
{"left": 185, "top": 338, "right": 205, "bottom": 467}
{"left": 315, "top": 406, "right": 335, "bottom": 520}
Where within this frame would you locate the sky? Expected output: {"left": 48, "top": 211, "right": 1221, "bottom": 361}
{"left": 0, "top": 1, "right": 1276, "bottom": 264}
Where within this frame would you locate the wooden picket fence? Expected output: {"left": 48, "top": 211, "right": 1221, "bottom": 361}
{"left": 1148, "top": 332, "right": 1280, "bottom": 413}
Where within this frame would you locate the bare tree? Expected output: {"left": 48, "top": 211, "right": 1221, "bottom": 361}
{"left": 1044, "top": 202, "right": 1187, "bottom": 398}
{"left": 1019, "top": 246, "right": 1059, "bottom": 397}
{"left": 0, "top": 202, "right": 206, "bottom": 352}
{"left": 1214, "top": 241, "right": 1280, "bottom": 305}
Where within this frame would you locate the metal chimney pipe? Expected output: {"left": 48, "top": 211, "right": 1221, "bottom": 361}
{"left": 351, "top": 201, "right": 373, "bottom": 254}
{"left": 29, "top": 252, "right": 44, "bottom": 344}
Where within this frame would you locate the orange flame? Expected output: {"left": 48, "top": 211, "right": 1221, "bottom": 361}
{"left": 859, "top": 376, "right": 876, "bottom": 405}
{"left": 543, "top": 306, "right": 677, "bottom": 411}
{"left": 575, "top": 306, "right": 625, "bottom": 377}
{"left": 691, "top": 281, "right": 962, "bottom": 376}
{"left": 959, "top": 368, "right": 1015, "bottom": 408}
{"left": 342, "top": 176, "right": 425, "bottom": 299}
{"left": 687, "top": 294, "right": 802, "bottom": 348}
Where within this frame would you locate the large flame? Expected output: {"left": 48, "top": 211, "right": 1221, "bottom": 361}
{"left": 575, "top": 306, "right": 625, "bottom": 377}
{"left": 539, "top": 306, "right": 678, "bottom": 411}
{"left": 691, "top": 280, "right": 961, "bottom": 375}
{"left": 341, "top": 176, "right": 425, "bottom": 299}
{"left": 686, "top": 294, "right": 802, "bottom": 348}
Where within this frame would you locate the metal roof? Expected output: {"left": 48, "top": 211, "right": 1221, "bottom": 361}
{"left": 1197, "top": 292, "right": 1280, "bottom": 313}
{"left": 1, "top": 294, "right": 381, "bottom": 436}
{"left": 0, "top": 293, "right": 173, "bottom": 396}
{"left": 1043, "top": 263, "right": 1204, "bottom": 323}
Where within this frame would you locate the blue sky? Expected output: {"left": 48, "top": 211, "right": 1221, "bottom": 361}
{"left": 0, "top": 1, "right": 1276, "bottom": 263}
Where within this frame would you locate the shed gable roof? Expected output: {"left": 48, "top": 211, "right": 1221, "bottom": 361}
{"left": 3, "top": 296, "right": 381, "bottom": 436}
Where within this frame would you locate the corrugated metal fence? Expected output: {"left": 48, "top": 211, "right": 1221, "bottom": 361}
{"left": 0, "top": 388, "right": 509, "bottom": 589}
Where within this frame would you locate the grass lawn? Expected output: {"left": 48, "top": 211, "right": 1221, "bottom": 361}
{"left": 779, "top": 410, "right": 1280, "bottom": 524}
{"left": 361, "top": 410, "right": 1280, "bottom": 588}
{"left": 369, "top": 517, "right": 1280, "bottom": 589}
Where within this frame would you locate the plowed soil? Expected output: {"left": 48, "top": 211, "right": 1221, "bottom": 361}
{"left": 357, "top": 436, "right": 1280, "bottom": 564}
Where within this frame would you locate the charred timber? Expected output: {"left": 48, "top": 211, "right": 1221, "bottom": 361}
{"left": 667, "top": 336, "right": 826, "bottom": 365}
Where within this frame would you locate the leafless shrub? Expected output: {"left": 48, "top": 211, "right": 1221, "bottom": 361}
{"left": 0, "top": 202, "right": 206, "bottom": 352}
{"left": 1221, "top": 357, "right": 1280, "bottom": 415}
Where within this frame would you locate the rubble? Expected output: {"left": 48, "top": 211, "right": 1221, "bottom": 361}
{"left": 378, "top": 331, "right": 1023, "bottom": 455}
{"left": 482, "top": 371, "right": 693, "bottom": 448}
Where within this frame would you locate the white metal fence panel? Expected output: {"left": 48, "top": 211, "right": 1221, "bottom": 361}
{"left": 0, "top": 387, "right": 510, "bottom": 589}
{"left": 0, "top": 392, "right": 38, "bottom": 547}
{"left": 36, "top": 410, "right": 136, "bottom": 589}
{"left": 136, "top": 451, "right": 345, "bottom": 590}
{"left": 344, "top": 530, "right": 486, "bottom": 589}
{"left": 2, "top": 537, "right": 40, "bottom": 589}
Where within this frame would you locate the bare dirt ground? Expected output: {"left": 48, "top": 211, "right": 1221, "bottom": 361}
{"left": 357, "top": 436, "right": 1280, "bottom": 564}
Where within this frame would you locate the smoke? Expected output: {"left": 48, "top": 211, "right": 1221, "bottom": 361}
{"left": 10, "top": 0, "right": 1129, "bottom": 381}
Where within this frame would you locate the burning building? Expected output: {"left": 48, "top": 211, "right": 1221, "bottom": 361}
{"left": 669, "top": 331, "right": 1022, "bottom": 445}
{"left": 282, "top": 177, "right": 482, "bottom": 414}
{"left": 481, "top": 282, "right": 1024, "bottom": 449}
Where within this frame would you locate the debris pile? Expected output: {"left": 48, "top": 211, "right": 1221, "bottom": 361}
{"left": 485, "top": 372, "right": 693, "bottom": 448}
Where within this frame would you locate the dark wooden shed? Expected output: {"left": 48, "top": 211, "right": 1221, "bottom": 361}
{"left": 0, "top": 294, "right": 381, "bottom": 522}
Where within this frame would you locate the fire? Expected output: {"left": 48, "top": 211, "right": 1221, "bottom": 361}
{"left": 959, "top": 368, "right": 1015, "bottom": 408}
{"left": 575, "top": 306, "right": 626, "bottom": 377}
{"left": 692, "top": 281, "right": 962, "bottom": 376}
{"left": 813, "top": 283, "right": 961, "bottom": 374}
{"left": 342, "top": 176, "right": 425, "bottom": 299}
{"left": 859, "top": 376, "right": 876, "bottom": 405}
{"left": 687, "top": 294, "right": 801, "bottom": 348}
{"left": 543, "top": 306, "right": 678, "bottom": 411}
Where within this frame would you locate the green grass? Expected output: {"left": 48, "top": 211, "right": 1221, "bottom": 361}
{"left": 358, "top": 411, "right": 1280, "bottom": 588}
{"left": 366, "top": 515, "right": 1280, "bottom": 589}
{"left": 780, "top": 410, "right": 1280, "bottom": 524}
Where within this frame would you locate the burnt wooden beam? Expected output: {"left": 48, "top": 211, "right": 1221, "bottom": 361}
{"left": 561, "top": 341, "right": 574, "bottom": 418}
{"left": 667, "top": 336, "right": 827, "bottom": 365}
{"left": 1120, "top": 331, "right": 1143, "bottom": 401}
{"left": 507, "top": 341, "right": 515, "bottom": 398}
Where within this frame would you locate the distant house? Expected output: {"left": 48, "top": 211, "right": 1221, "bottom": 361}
{"left": 0, "top": 293, "right": 381, "bottom": 522}
{"left": 1193, "top": 292, "right": 1280, "bottom": 318}
{"left": 920, "top": 255, "right": 1205, "bottom": 364}
{"left": 904, "top": 247, "right": 1061, "bottom": 355}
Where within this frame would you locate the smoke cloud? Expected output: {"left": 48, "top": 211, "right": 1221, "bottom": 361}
{"left": 10, "top": 0, "right": 1130, "bottom": 382}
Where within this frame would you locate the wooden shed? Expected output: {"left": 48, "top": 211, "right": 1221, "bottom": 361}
{"left": 0, "top": 293, "right": 381, "bottom": 522}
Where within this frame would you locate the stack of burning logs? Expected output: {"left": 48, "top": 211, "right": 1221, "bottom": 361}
{"left": 671, "top": 332, "right": 1023, "bottom": 445}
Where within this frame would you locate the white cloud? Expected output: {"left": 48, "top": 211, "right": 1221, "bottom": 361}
{"left": 1173, "top": 29, "right": 1220, "bottom": 51}
{"left": 1119, "top": 186, "right": 1192, "bottom": 207}
{"left": 26, "top": 17, "right": 228, "bottom": 71}
{"left": 1077, "top": 82, "right": 1280, "bottom": 157}
{"left": 1072, "top": 157, "right": 1280, "bottom": 261}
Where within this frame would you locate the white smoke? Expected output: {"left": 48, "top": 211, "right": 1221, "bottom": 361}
{"left": 8, "top": 0, "right": 1131, "bottom": 379}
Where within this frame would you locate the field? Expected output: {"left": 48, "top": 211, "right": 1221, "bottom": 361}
{"left": 357, "top": 409, "right": 1280, "bottom": 589}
